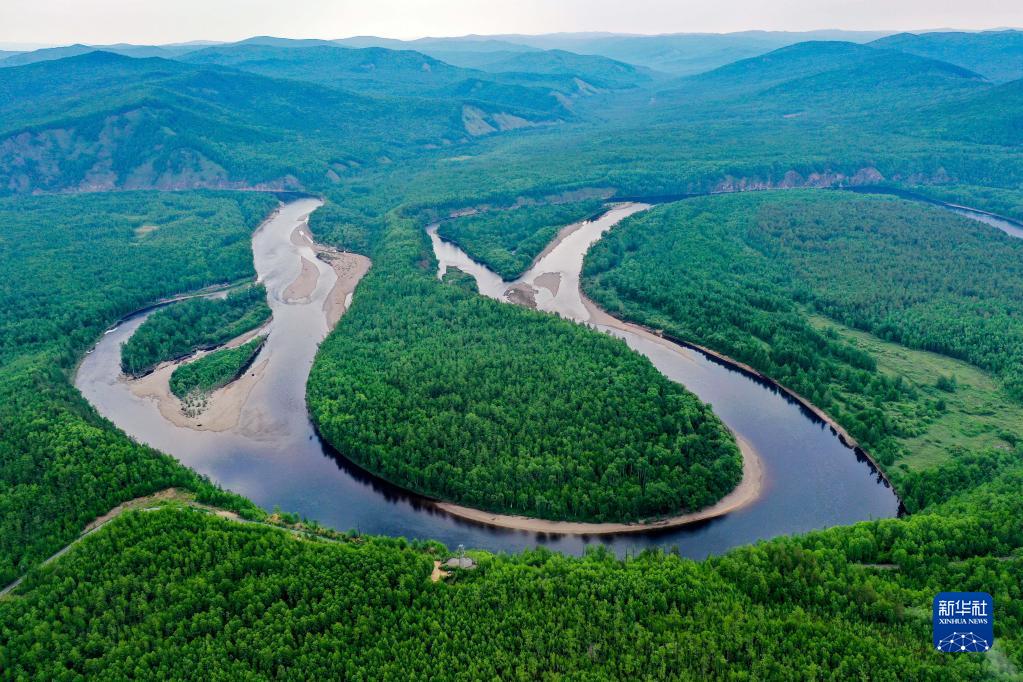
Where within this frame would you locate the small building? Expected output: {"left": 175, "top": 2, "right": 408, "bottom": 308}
{"left": 444, "top": 556, "right": 476, "bottom": 569}
{"left": 444, "top": 544, "right": 476, "bottom": 569}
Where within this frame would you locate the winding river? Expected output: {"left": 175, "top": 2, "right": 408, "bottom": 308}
{"left": 74, "top": 189, "right": 1022, "bottom": 559}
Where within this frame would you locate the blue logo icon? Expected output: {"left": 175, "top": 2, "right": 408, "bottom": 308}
{"left": 933, "top": 592, "right": 994, "bottom": 653}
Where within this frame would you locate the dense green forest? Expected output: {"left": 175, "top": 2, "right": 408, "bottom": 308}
{"left": 1, "top": 450, "right": 1020, "bottom": 678}
{"left": 169, "top": 336, "right": 266, "bottom": 399}
{"left": 121, "top": 284, "right": 270, "bottom": 376}
{"left": 583, "top": 191, "right": 1023, "bottom": 476}
{"left": 436, "top": 199, "right": 605, "bottom": 279}
{"left": 0, "top": 191, "right": 274, "bottom": 584}
{"left": 4, "top": 30, "right": 1023, "bottom": 679}
{"left": 308, "top": 211, "right": 741, "bottom": 523}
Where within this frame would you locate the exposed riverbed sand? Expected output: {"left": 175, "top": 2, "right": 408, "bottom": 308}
{"left": 284, "top": 256, "right": 319, "bottom": 303}
{"left": 434, "top": 435, "right": 763, "bottom": 534}
{"left": 534, "top": 272, "right": 561, "bottom": 297}
{"left": 289, "top": 222, "right": 371, "bottom": 327}
{"left": 319, "top": 249, "right": 371, "bottom": 328}
{"left": 505, "top": 282, "right": 538, "bottom": 308}
{"left": 127, "top": 350, "right": 269, "bottom": 432}
{"left": 123, "top": 213, "right": 372, "bottom": 434}
{"left": 291, "top": 225, "right": 314, "bottom": 247}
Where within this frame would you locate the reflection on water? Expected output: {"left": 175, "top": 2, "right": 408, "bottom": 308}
{"left": 76, "top": 194, "right": 967, "bottom": 559}
{"left": 428, "top": 202, "right": 901, "bottom": 553}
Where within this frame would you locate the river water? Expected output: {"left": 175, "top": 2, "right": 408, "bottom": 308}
{"left": 76, "top": 191, "right": 1023, "bottom": 559}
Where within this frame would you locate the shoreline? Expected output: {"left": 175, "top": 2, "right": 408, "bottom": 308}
{"left": 414, "top": 201, "right": 902, "bottom": 533}
{"left": 414, "top": 203, "right": 768, "bottom": 534}
{"left": 433, "top": 434, "right": 762, "bottom": 534}
{"left": 580, "top": 291, "right": 901, "bottom": 497}
{"left": 125, "top": 326, "right": 271, "bottom": 432}
{"left": 121, "top": 209, "right": 372, "bottom": 434}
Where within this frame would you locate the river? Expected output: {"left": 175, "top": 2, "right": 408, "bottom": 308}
{"left": 76, "top": 190, "right": 1022, "bottom": 559}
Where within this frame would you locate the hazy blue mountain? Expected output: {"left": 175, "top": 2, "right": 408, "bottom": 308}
{"left": 234, "top": 36, "right": 338, "bottom": 48}
{"left": 419, "top": 49, "right": 528, "bottom": 69}
{"left": 0, "top": 44, "right": 99, "bottom": 67}
{"left": 180, "top": 44, "right": 470, "bottom": 94}
{"left": 871, "top": 30, "right": 1023, "bottom": 83}
{"left": 471, "top": 49, "right": 652, "bottom": 88}
{"left": 645, "top": 41, "right": 989, "bottom": 128}
{"left": 658, "top": 41, "right": 875, "bottom": 101}
{"left": 337, "top": 36, "right": 538, "bottom": 55}
{"left": 753, "top": 49, "right": 986, "bottom": 115}
{"left": 178, "top": 43, "right": 576, "bottom": 120}
{"left": 480, "top": 30, "right": 893, "bottom": 74}
{"left": 0, "top": 42, "right": 201, "bottom": 67}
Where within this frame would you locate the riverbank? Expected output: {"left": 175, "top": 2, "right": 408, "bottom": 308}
{"left": 433, "top": 434, "right": 762, "bottom": 534}
{"left": 413, "top": 204, "right": 769, "bottom": 534}
{"left": 290, "top": 221, "right": 372, "bottom": 326}
{"left": 117, "top": 204, "right": 371, "bottom": 435}
{"left": 125, "top": 325, "right": 270, "bottom": 432}
{"left": 580, "top": 287, "right": 900, "bottom": 496}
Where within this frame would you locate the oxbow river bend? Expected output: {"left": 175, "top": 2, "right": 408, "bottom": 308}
{"left": 80, "top": 191, "right": 1023, "bottom": 558}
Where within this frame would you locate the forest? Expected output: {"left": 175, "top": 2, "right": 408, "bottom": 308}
{"left": 1, "top": 450, "right": 1019, "bottom": 679}
{"left": 0, "top": 191, "right": 274, "bottom": 585}
{"left": 308, "top": 211, "right": 742, "bottom": 523}
{"left": 121, "top": 284, "right": 270, "bottom": 376}
{"left": 436, "top": 199, "right": 605, "bottom": 279}
{"left": 583, "top": 191, "right": 1023, "bottom": 477}
{"left": 169, "top": 335, "right": 266, "bottom": 399}
{"left": 3, "top": 29, "right": 1023, "bottom": 679}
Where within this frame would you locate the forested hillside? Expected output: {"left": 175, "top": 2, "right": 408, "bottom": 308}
{"left": 3, "top": 27, "right": 1023, "bottom": 680}
{"left": 872, "top": 30, "right": 1023, "bottom": 83}
{"left": 0, "top": 50, "right": 563, "bottom": 195}
{"left": 1, "top": 454, "right": 1019, "bottom": 678}
{"left": 583, "top": 191, "right": 1023, "bottom": 475}
{"left": 308, "top": 210, "right": 742, "bottom": 523}
{"left": 0, "top": 191, "right": 274, "bottom": 584}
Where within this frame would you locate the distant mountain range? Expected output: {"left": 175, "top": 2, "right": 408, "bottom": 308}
{"left": 4, "top": 29, "right": 1021, "bottom": 79}
{"left": 0, "top": 29, "right": 1019, "bottom": 194}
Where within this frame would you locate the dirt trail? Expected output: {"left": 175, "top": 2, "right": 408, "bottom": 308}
{"left": 0, "top": 488, "right": 241, "bottom": 599}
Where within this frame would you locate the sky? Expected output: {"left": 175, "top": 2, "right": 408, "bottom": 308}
{"left": 1, "top": 0, "right": 1021, "bottom": 47}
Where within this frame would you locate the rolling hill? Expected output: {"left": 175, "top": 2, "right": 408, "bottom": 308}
{"left": 481, "top": 30, "right": 892, "bottom": 74}
{"left": 872, "top": 30, "right": 1023, "bottom": 83}
{"left": 0, "top": 51, "right": 565, "bottom": 194}
{"left": 180, "top": 43, "right": 473, "bottom": 95}
{"left": 471, "top": 49, "right": 652, "bottom": 89}
{"left": 648, "top": 41, "right": 989, "bottom": 125}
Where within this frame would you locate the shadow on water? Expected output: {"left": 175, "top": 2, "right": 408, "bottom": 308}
{"left": 82, "top": 186, "right": 1023, "bottom": 557}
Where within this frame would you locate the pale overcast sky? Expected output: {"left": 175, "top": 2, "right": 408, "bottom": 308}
{"left": 1, "top": 0, "right": 1021, "bottom": 47}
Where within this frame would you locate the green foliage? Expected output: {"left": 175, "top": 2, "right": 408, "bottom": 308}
{"left": 441, "top": 266, "right": 479, "bottom": 294}
{"left": 2, "top": 457, "right": 1021, "bottom": 679}
{"left": 308, "top": 212, "right": 741, "bottom": 523}
{"left": 169, "top": 336, "right": 266, "bottom": 399}
{"left": 872, "top": 30, "right": 1023, "bottom": 83}
{"left": 121, "top": 284, "right": 270, "bottom": 376}
{"left": 584, "top": 191, "right": 1023, "bottom": 469}
{"left": 436, "top": 199, "right": 605, "bottom": 279}
{"left": 0, "top": 190, "right": 273, "bottom": 584}
{"left": 307, "top": 202, "right": 376, "bottom": 254}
